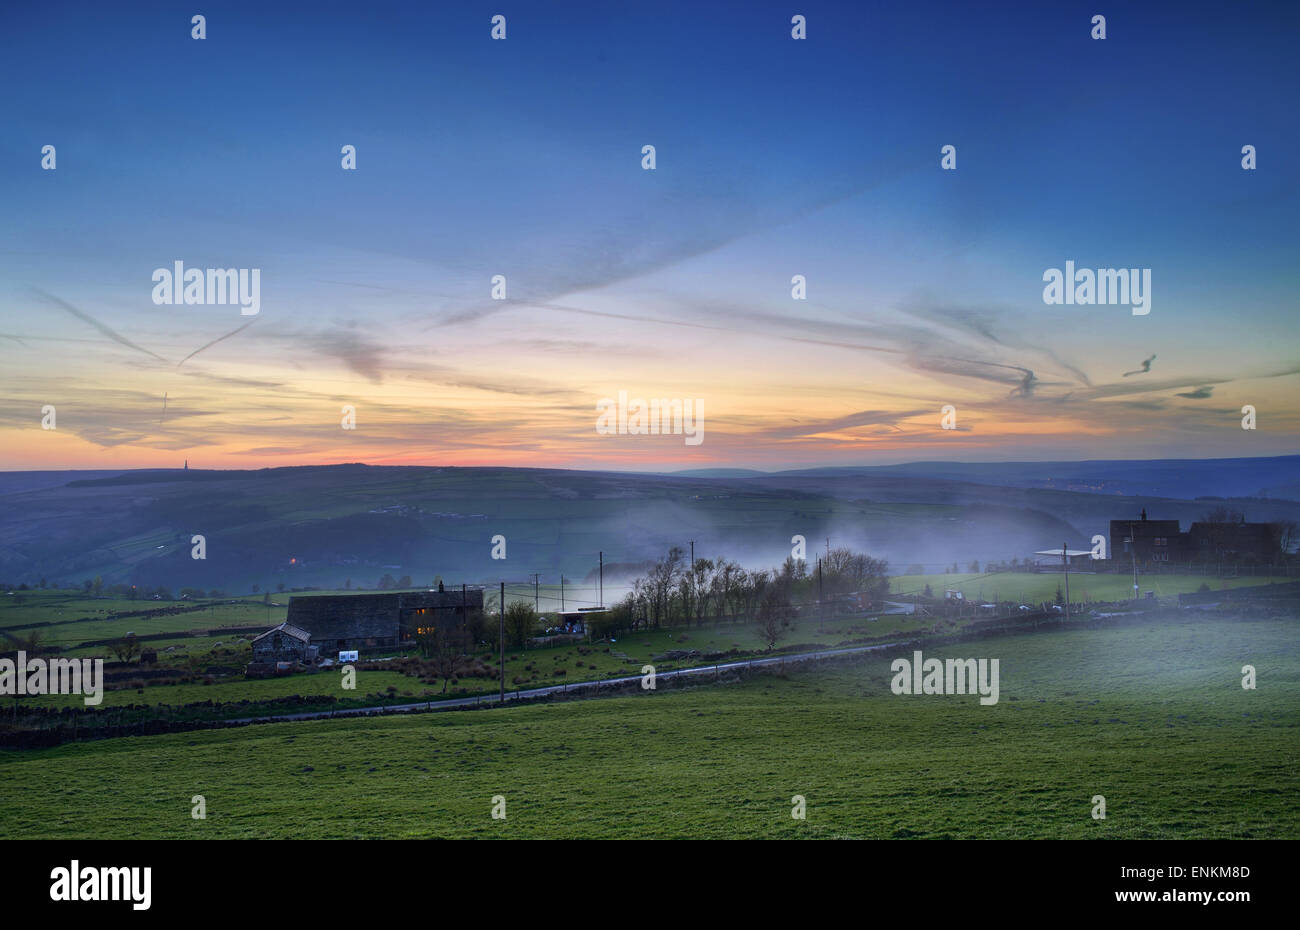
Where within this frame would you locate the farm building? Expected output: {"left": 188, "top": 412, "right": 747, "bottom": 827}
{"left": 247, "top": 622, "right": 316, "bottom": 677}
{"left": 1110, "top": 509, "right": 1280, "bottom": 564}
{"left": 1187, "top": 520, "right": 1278, "bottom": 562}
{"left": 284, "top": 587, "right": 485, "bottom": 653}
{"left": 1110, "top": 510, "right": 1187, "bottom": 562}
{"left": 554, "top": 607, "right": 609, "bottom": 634}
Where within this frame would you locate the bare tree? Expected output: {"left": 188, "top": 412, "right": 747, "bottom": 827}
{"left": 109, "top": 633, "right": 141, "bottom": 664}
{"left": 738, "top": 568, "right": 770, "bottom": 622}
{"left": 432, "top": 625, "right": 468, "bottom": 692}
{"left": 712, "top": 560, "right": 744, "bottom": 622}
{"left": 756, "top": 586, "right": 795, "bottom": 651}
{"left": 778, "top": 556, "right": 808, "bottom": 585}
{"left": 688, "top": 557, "right": 717, "bottom": 626}
{"left": 3, "top": 629, "right": 44, "bottom": 655}
{"left": 822, "top": 547, "right": 890, "bottom": 600}
{"left": 644, "top": 547, "right": 684, "bottom": 629}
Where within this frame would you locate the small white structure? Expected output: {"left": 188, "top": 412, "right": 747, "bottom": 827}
{"left": 338, "top": 649, "right": 359, "bottom": 663}
{"left": 1032, "top": 547, "right": 1093, "bottom": 568}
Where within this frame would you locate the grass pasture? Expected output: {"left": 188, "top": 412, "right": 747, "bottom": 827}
{"left": 889, "top": 571, "right": 1292, "bottom": 604}
{"left": 2, "top": 613, "right": 1295, "bottom": 839}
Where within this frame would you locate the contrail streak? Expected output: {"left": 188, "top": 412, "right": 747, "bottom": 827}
{"left": 177, "top": 319, "right": 258, "bottom": 367}
{"left": 36, "top": 290, "right": 166, "bottom": 362}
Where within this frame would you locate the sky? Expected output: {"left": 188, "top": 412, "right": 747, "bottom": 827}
{"left": 1, "top": 0, "right": 1298, "bottom": 472}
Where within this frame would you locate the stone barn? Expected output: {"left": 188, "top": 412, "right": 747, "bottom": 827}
{"left": 284, "top": 587, "right": 485, "bottom": 654}
{"left": 247, "top": 622, "right": 315, "bottom": 676}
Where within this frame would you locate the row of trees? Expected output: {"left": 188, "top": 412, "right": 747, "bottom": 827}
{"left": 40, "top": 579, "right": 182, "bottom": 600}
{"left": 410, "top": 602, "right": 537, "bottom": 653}
{"left": 376, "top": 574, "right": 414, "bottom": 590}
{"left": 0, "top": 580, "right": 227, "bottom": 601}
{"left": 405, "top": 545, "right": 889, "bottom": 663}
{"left": 589, "top": 546, "right": 889, "bottom": 648}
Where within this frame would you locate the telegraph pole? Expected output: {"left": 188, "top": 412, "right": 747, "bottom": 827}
{"left": 531, "top": 572, "right": 539, "bottom": 612}
{"left": 499, "top": 581, "right": 505, "bottom": 702}
{"left": 1062, "top": 541, "right": 1070, "bottom": 623}
{"left": 1128, "top": 522, "right": 1139, "bottom": 600}
{"left": 599, "top": 551, "right": 604, "bottom": 608}
{"left": 689, "top": 539, "right": 695, "bottom": 623}
{"left": 560, "top": 573, "right": 565, "bottom": 611}
{"left": 817, "top": 556, "right": 824, "bottom": 632}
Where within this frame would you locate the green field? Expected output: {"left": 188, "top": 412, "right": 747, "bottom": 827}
{"left": 10, "top": 667, "right": 420, "bottom": 711}
{"left": 13, "top": 614, "right": 925, "bottom": 712}
{"left": 2, "top": 613, "right": 1295, "bottom": 838}
{"left": 0, "top": 591, "right": 288, "bottom": 646}
{"left": 889, "top": 571, "right": 1291, "bottom": 604}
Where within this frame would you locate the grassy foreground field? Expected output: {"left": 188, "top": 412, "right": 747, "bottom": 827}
{"left": 889, "top": 571, "right": 1293, "bottom": 603}
{"left": 2, "top": 613, "right": 1296, "bottom": 839}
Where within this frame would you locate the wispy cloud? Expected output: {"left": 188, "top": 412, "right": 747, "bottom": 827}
{"left": 35, "top": 291, "right": 166, "bottom": 363}
{"left": 1122, "top": 354, "right": 1157, "bottom": 377}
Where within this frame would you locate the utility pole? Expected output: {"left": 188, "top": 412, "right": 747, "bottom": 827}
{"left": 560, "top": 574, "right": 565, "bottom": 611}
{"left": 499, "top": 581, "right": 505, "bottom": 702}
{"left": 1128, "top": 522, "right": 1139, "bottom": 600}
{"left": 531, "top": 572, "right": 539, "bottom": 612}
{"left": 689, "top": 539, "right": 695, "bottom": 623}
{"left": 599, "top": 551, "right": 604, "bottom": 608}
{"left": 817, "top": 556, "right": 824, "bottom": 632}
{"left": 1062, "top": 541, "right": 1070, "bottom": 623}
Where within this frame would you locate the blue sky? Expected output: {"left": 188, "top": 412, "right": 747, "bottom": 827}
{"left": 1, "top": 0, "right": 1297, "bottom": 470}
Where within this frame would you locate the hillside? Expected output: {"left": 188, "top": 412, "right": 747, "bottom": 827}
{"left": 0, "top": 461, "right": 1296, "bottom": 593}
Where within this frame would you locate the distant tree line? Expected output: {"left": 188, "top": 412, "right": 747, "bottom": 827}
{"left": 587, "top": 546, "right": 889, "bottom": 649}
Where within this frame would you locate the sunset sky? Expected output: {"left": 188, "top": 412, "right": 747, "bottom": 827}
{"left": 2, "top": 0, "right": 1297, "bottom": 472}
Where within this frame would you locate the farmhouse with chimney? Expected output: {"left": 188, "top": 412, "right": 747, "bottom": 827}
{"left": 284, "top": 587, "right": 485, "bottom": 653}
{"left": 1110, "top": 509, "right": 1282, "bottom": 565}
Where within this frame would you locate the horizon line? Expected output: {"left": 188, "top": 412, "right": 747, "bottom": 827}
{"left": 2, "top": 452, "right": 1298, "bottom": 476}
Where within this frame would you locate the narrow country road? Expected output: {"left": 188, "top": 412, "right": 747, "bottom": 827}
{"left": 227, "top": 640, "right": 904, "bottom": 726}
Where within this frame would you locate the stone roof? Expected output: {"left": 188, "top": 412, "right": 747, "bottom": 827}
{"left": 251, "top": 621, "right": 312, "bottom": 645}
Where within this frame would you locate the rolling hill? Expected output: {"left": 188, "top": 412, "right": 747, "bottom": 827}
{"left": 0, "top": 459, "right": 1296, "bottom": 592}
